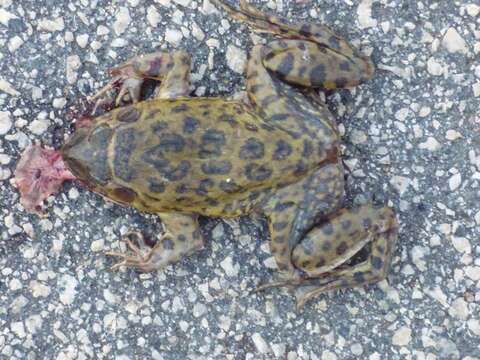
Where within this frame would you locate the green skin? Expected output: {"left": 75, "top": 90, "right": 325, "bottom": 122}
{"left": 61, "top": 0, "right": 398, "bottom": 308}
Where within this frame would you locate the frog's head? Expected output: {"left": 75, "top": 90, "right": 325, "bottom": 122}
{"left": 61, "top": 123, "right": 113, "bottom": 187}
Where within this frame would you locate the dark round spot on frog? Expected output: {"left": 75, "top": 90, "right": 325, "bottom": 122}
{"left": 175, "top": 184, "right": 188, "bottom": 193}
{"left": 371, "top": 256, "right": 383, "bottom": 270}
{"left": 341, "top": 219, "right": 352, "bottom": 230}
{"left": 117, "top": 106, "right": 141, "bottom": 123}
{"left": 273, "top": 140, "right": 292, "bottom": 160}
{"left": 162, "top": 237, "right": 175, "bottom": 250}
{"left": 219, "top": 180, "right": 241, "bottom": 194}
{"left": 276, "top": 52, "right": 294, "bottom": 78}
{"left": 177, "top": 234, "right": 186, "bottom": 242}
{"left": 353, "top": 272, "right": 365, "bottom": 283}
{"left": 315, "top": 257, "right": 326, "bottom": 268}
{"left": 158, "top": 133, "right": 186, "bottom": 153}
{"left": 245, "top": 163, "right": 273, "bottom": 182}
{"left": 321, "top": 240, "right": 332, "bottom": 251}
{"left": 272, "top": 221, "right": 288, "bottom": 231}
{"left": 328, "top": 35, "right": 341, "bottom": 49}
{"left": 112, "top": 186, "right": 137, "bottom": 203}
{"left": 301, "top": 260, "right": 311, "bottom": 269}
{"left": 196, "top": 178, "right": 214, "bottom": 196}
{"left": 339, "top": 61, "right": 351, "bottom": 72}
{"left": 310, "top": 64, "right": 326, "bottom": 85}
{"left": 199, "top": 129, "right": 226, "bottom": 158}
{"left": 148, "top": 178, "right": 165, "bottom": 193}
{"left": 336, "top": 241, "right": 348, "bottom": 255}
{"left": 362, "top": 217, "right": 372, "bottom": 229}
{"left": 240, "top": 138, "right": 265, "bottom": 160}
{"left": 201, "top": 160, "right": 232, "bottom": 175}
{"left": 183, "top": 117, "right": 199, "bottom": 134}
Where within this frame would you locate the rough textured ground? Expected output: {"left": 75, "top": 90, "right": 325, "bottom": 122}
{"left": 1, "top": 0, "right": 479, "bottom": 359}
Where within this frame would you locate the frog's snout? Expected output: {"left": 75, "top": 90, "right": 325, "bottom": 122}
{"left": 61, "top": 127, "right": 92, "bottom": 182}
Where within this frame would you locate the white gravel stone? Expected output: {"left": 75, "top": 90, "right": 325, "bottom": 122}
{"left": 392, "top": 326, "right": 412, "bottom": 346}
{"left": 58, "top": 274, "right": 79, "bottom": 305}
{"left": 11, "top": 321, "right": 26, "bottom": 338}
{"left": 465, "top": 266, "right": 480, "bottom": 281}
{"left": 473, "top": 82, "right": 480, "bottom": 97}
{"left": 113, "top": 7, "right": 131, "bottom": 35}
{"left": 66, "top": 55, "right": 81, "bottom": 84}
{"left": 8, "top": 35, "right": 23, "bottom": 52}
{"left": 351, "top": 343, "right": 363, "bottom": 356}
{"left": 172, "top": 0, "right": 191, "bottom": 6}
{"left": 465, "top": 4, "right": 480, "bottom": 17}
{"left": 451, "top": 236, "right": 471, "bottom": 254}
{"left": 448, "top": 173, "right": 461, "bottom": 191}
{"left": 226, "top": 44, "right": 247, "bottom": 74}
{"left": 0, "top": 154, "right": 10, "bottom": 165}
{"left": 390, "top": 176, "right": 411, "bottom": 195}
{"left": 193, "top": 303, "right": 207, "bottom": 317}
{"left": 29, "top": 280, "right": 51, "bottom": 298}
{"left": 442, "top": 28, "right": 468, "bottom": 54}
{"left": 427, "top": 57, "right": 444, "bottom": 76}
{"left": 147, "top": 5, "right": 161, "bottom": 27}
{"left": 76, "top": 34, "right": 89, "bottom": 48}
{"left": 90, "top": 239, "right": 105, "bottom": 252}
{"left": 395, "top": 108, "right": 409, "bottom": 121}
{"left": 165, "top": 28, "right": 183, "bottom": 46}
{"left": 38, "top": 17, "right": 65, "bottom": 32}
{"left": 418, "top": 106, "right": 431, "bottom": 117}
{"left": 357, "top": 0, "right": 377, "bottom": 29}
{"left": 448, "top": 298, "right": 469, "bottom": 320}
{"left": 220, "top": 256, "right": 239, "bottom": 277}
{"left": 0, "top": 78, "right": 20, "bottom": 96}
{"left": 28, "top": 118, "right": 50, "bottom": 135}
{"left": 251, "top": 333, "right": 270, "bottom": 354}
{"left": 467, "top": 319, "right": 480, "bottom": 336}
{"left": 445, "top": 129, "right": 462, "bottom": 140}
{"left": 53, "top": 97, "right": 67, "bottom": 109}
{"left": 0, "top": 8, "right": 17, "bottom": 26}
{"left": 419, "top": 137, "right": 440, "bottom": 151}
{"left": 322, "top": 350, "right": 337, "bottom": 360}
{"left": 97, "top": 25, "right": 110, "bottom": 36}
{"left": 0, "top": 111, "right": 12, "bottom": 135}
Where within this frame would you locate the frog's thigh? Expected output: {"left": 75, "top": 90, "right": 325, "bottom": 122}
{"left": 146, "top": 212, "right": 203, "bottom": 267}
{"left": 263, "top": 40, "right": 374, "bottom": 89}
{"left": 293, "top": 205, "right": 398, "bottom": 307}
{"left": 262, "top": 163, "right": 345, "bottom": 275}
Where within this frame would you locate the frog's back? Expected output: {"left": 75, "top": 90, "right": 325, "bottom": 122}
{"left": 68, "top": 98, "right": 331, "bottom": 216}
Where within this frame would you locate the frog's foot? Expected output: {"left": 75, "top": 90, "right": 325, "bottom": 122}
{"left": 106, "top": 231, "right": 175, "bottom": 272}
{"left": 89, "top": 51, "right": 191, "bottom": 112}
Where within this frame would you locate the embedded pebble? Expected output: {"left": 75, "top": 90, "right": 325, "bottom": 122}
{"left": 226, "top": 44, "right": 247, "bottom": 74}
{"left": 442, "top": 28, "right": 468, "bottom": 54}
{"left": 28, "top": 118, "right": 50, "bottom": 135}
{"left": 147, "top": 5, "right": 161, "bottom": 27}
{"left": 448, "top": 173, "right": 461, "bottom": 191}
{"left": 392, "top": 326, "right": 412, "bottom": 346}
{"left": 165, "top": 28, "right": 183, "bottom": 45}
{"left": 113, "top": 7, "right": 131, "bottom": 35}
{"left": 0, "top": 111, "right": 12, "bottom": 135}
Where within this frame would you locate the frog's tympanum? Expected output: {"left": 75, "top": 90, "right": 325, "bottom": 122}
{"left": 19, "top": 0, "right": 399, "bottom": 308}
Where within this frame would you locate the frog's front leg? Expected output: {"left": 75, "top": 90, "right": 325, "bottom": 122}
{"left": 91, "top": 50, "right": 191, "bottom": 110}
{"left": 106, "top": 213, "right": 203, "bottom": 272}
{"left": 291, "top": 205, "right": 398, "bottom": 308}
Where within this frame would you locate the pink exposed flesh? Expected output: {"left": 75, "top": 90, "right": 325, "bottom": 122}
{"left": 14, "top": 145, "right": 76, "bottom": 214}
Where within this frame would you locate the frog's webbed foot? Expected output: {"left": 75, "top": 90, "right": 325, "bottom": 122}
{"left": 89, "top": 51, "right": 191, "bottom": 114}
{"left": 106, "top": 231, "right": 170, "bottom": 272}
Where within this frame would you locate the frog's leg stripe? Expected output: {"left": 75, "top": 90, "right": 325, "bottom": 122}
{"left": 259, "top": 162, "right": 345, "bottom": 275}
{"left": 107, "top": 213, "right": 203, "bottom": 272}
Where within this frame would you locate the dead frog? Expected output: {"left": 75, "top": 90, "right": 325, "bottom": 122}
{"left": 15, "top": 0, "right": 398, "bottom": 308}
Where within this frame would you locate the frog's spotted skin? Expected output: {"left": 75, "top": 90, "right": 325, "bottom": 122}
{"left": 61, "top": 0, "right": 398, "bottom": 307}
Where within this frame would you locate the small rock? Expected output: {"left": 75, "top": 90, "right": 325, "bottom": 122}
{"left": 58, "top": 274, "right": 79, "bottom": 305}
{"left": 113, "top": 7, "right": 131, "bottom": 35}
{"left": 38, "top": 17, "right": 65, "bottom": 32}
{"left": 442, "top": 28, "right": 468, "bottom": 54}
{"left": 464, "top": 266, "right": 480, "bottom": 281}
{"left": 473, "top": 82, "right": 480, "bottom": 97}
{"left": 193, "top": 303, "right": 207, "bottom": 317}
{"left": 0, "top": 78, "right": 20, "bottom": 96}
{"left": 0, "top": 111, "right": 12, "bottom": 135}
{"left": 419, "top": 137, "right": 440, "bottom": 151}
{"left": 350, "top": 129, "right": 367, "bottom": 144}
{"left": 66, "top": 55, "right": 81, "bottom": 84}
{"left": 220, "top": 256, "right": 239, "bottom": 277}
{"left": 147, "top": 5, "right": 160, "bottom": 27}
{"left": 251, "top": 333, "right": 270, "bottom": 354}
{"left": 390, "top": 176, "right": 411, "bottom": 195}
{"left": 53, "top": 97, "right": 67, "bottom": 109}
{"left": 172, "top": 0, "right": 191, "bottom": 6}
{"left": 351, "top": 343, "right": 363, "bottom": 356}
{"left": 8, "top": 35, "right": 23, "bottom": 52}
{"left": 28, "top": 118, "right": 50, "bottom": 135}
{"left": 0, "top": 8, "right": 17, "bottom": 26}
{"left": 448, "top": 173, "right": 461, "bottom": 191}
{"left": 357, "top": 0, "right": 377, "bottom": 29}
{"left": 445, "top": 129, "right": 462, "bottom": 140}
{"left": 76, "top": 34, "right": 89, "bottom": 48}
{"left": 165, "top": 28, "right": 183, "bottom": 46}
{"left": 451, "top": 236, "right": 471, "bottom": 253}
{"left": 392, "top": 326, "right": 411, "bottom": 346}
{"left": 427, "top": 57, "right": 444, "bottom": 76}
{"left": 465, "top": 4, "right": 480, "bottom": 17}
{"left": 467, "top": 319, "right": 480, "bottom": 336}
{"left": 226, "top": 44, "right": 247, "bottom": 74}
{"left": 322, "top": 350, "right": 337, "bottom": 360}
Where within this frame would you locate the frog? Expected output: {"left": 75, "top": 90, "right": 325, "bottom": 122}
{"left": 54, "top": 0, "right": 398, "bottom": 308}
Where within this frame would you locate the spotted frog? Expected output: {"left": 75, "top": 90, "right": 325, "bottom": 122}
{"left": 60, "top": 0, "right": 398, "bottom": 307}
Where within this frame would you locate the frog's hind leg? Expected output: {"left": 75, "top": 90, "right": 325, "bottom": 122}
{"left": 90, "top": 51, "right": 191, "bottom": 111}
{"left": 292, "top": 205, "right": 398, "bottom": 308}
{"left": 106, "top": 213, "right": 203, "bottom": 272}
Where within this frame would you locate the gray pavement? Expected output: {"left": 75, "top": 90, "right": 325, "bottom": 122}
{"left": 1, "top": 0, "right": 479, "bottom": 359}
